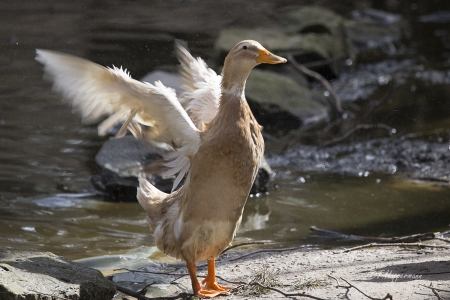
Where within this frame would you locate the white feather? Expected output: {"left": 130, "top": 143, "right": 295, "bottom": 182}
{"left": 175, "top": 42, "right": 222, "bottom": 130}
{"left": 36, "top": 49, "right": 201, "bottom": 191}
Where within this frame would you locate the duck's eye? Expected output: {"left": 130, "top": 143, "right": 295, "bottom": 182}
{"left": 243, "top": 45, "right": 248, "bottom": 50}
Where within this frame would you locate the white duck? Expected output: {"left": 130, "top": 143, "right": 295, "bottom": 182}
{"left": 36, "top": 40, "right": 286, "bottom": 297}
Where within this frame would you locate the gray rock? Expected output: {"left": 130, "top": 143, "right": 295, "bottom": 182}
{"left": 92, "top": 136, "right": 173, "bottom": 201}
{"left": 141, "top": 70, "right": 182, "bottom": 95}
{"left": 95, "top": 136, "right": 165, "bottom": 179}
{"left": 0, "top": 250, "right": 115, "bottom": 300}
{"left": 215, "top": 6, "right": 355, "bottom": 77}
{"left": 246, "top": 69, "right": 329, "bottom": 126}
{"left": 344, "top": 20, "right": 402, "bottom": 51}
{"left": 92, "top": 136, "right": 273, "bottom": 201}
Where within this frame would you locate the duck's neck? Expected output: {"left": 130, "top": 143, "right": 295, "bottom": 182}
{"left": 220, "top": 63, "right": 253, "bottom": 101}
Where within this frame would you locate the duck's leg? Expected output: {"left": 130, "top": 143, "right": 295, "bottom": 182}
{"left": 201, "top": 259, "right": 232, "bottom": 292}
{"left": 187, "top": 262, "right": 228, "bottom": 298}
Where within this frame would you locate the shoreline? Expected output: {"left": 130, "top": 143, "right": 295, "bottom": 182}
{"left": 111, "top": 243, "right": 450, "bottom": 299}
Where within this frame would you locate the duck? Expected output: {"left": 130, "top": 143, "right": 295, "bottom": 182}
{"left": 36, "top": 40, "right": 286, "bottom": 297}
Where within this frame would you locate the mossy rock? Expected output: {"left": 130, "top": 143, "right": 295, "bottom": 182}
{"left": 215, "top": 6, "right": 355, "bottom": 77}
{"left": 245, "top": 69, "right": 329, "bottom": 129}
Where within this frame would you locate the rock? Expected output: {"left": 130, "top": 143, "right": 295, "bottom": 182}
{"left": 269, "top": 137, "right": 450, "bottom": 182}
{"left": 141, "top": 70, "right": 182, "bottom": 95}
{"left": 215, "top": 6, "right": 355, "bottom": 77}
{"left": 0, "top": 250, "right": 115, "bottom": 300}
{"left": 92, "top": 136, "right": 173, "bottom": 201}
{"left": 245, "top": 69, "right": 329, "bottom": 128}
{"left": 92, "top": 135, "right": 273, "bottom": 201}
{"left": 278, "top": 6, "right": 355, "bottom": 76}
{"left": 344, "top": 20, "right": 402, "bottom": 54}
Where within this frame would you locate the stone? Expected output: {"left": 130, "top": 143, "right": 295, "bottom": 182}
{"left": 215, "top": 6, "right": 355, "bottom": 77}
{"left": 92, "top": 135, "right": 273, "bottom": 201}
{"left": 0, "top": 250, "right": 115, "bottom": 300}
{"left": 141, "top": 70, "right": 182, "bottom": 95}
{"left": 92, "top": 136, "right": 173, "bottom": 202}
{"left": 245, "top": 69, "right": 329, "bottom": 128}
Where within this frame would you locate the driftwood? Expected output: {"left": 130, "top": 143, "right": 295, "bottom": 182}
{"left": 310, "top": 226, "right": 436, "bottom": 243}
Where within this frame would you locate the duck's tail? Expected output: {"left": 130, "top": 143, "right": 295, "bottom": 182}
{"left": 137, "top": 173, "right": 169, "bottom": 233}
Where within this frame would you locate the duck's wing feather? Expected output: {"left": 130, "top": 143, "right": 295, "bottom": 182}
{"left": 36, "top": 49, "right": 200, "bottom": 191}
{"left": 175, "top": 41, "right": 222, "bottom": 131}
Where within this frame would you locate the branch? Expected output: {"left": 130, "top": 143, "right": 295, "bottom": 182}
{"left": 420, "top": 283, "right": 450, "bottom": 294}
{"left": 311, "top": 226, "right": 436, "bottom": 243}
{"left": 221, "top": 241, "right": 267, "bottom": 255}
{"left": 246, "top": 282, "right": 328, "bottom": 300}
{"left": 226, "top": 246, "right": 304, "bottom": 262}
{"left": 343, "top": 242, "right": 450, "bottom": 253}
{"left": 288, "top": 54, "right": 343, "bottom": 114}
{"left": 328, "top": 275, "right": 392, "bottom": 300}
{"left": 340, "top": 277, "right": 393, "bottom": 300}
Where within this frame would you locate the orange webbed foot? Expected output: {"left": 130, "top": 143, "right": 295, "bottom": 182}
{"left": 188, "top": 260, "right": 233, "bottom": 298}
{"left": 202, "top": 276, "right": 232, "bottom": 292}
{"left": 195, "top": 288, "right": 229, "bottom": 298}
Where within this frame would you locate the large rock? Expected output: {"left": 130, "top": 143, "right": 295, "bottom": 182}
{"left": 278, "top": 6, "right": 355, "bottom": 74}
{"left": 91, "top": 136, "right": 173, "bottom": 202}
{"left": 246, "top": 69, "right": 329, "bottom": 128}
{"left": 0, "top": 250, "right": 115, "bottom": 300}
{"left": 92, "top": 136, "right": 273, "bottom": 201}
{"left": 141, "top": 70, "right": 182, "bottom": 95}
{"left": 215, "top": 6, "right": 355, "bottom": 77}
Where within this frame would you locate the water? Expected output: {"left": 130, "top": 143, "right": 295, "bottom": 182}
{"left": 1, "top": 1, "right": 450, "bottom": 265}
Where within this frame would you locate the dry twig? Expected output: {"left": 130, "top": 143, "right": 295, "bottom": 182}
{"left": 311, "top": 226, "right": 436, "bottom": 243}
{"left": 420, "top": 283, "right": 450, "bottom": 299}
{"left": 328, "top": 275, "right": 393, "bottom": 300}
{"left": 244, "top": 282, "right": 328, "bottom": 300}
{"left": 226, "top": 246, "right": 304, "bottom": 262}
{"left": 221, "top": 241, "right": 266, "bottom": 255}
{"left": 343, "top": 242, "right": 450, "bottom": 253}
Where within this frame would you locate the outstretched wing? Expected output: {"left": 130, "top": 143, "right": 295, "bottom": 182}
{"left": 36, "top": 49, "right": 200, "bottom": 191}
{"left": 175, "top": 41, "right": 222, "bottom": 131}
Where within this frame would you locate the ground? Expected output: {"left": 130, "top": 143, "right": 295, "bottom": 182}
{"left": 116, "top": 244, "right": 450, "bottom": 300}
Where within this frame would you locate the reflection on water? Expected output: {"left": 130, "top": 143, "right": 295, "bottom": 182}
{"left": 1, "top": 171, "right": 449, "bottom": 261}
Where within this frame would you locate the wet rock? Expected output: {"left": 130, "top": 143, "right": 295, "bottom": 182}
{"left": 93, "top": 135, "right": 273, "bottom": 201}
{"left": 344, "top": 21, "right": 402, "bottom": 54}
{"left": 0, "top": 250, "right": 115, "bottom": 300}
{"left": 352, "top": 8, "right": 402, "bottom": 25}
{"left": 269, "top": 137, "right": 450, "bottom": 182}
{"left": 92, "top": 136, "right": 173, "bottom": 202}
{"left": 141, "top": 70, "right": 182, "bottom": 95}
{"left": 216, "top": 6, "right": 355, "bottom": 77}
{"left": 246, "top": 69, "right": 329, "bottom": 128}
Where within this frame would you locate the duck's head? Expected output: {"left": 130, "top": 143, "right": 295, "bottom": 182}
{"left": 222, "top": 40, "right": 286, "bottom": 96}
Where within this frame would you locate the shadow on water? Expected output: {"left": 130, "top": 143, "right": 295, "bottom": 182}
{"left": 1, "top": 0, "right": 450, "bottom": 264}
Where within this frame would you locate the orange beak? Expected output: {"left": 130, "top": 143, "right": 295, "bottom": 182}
{"left": 256, "top": 48, "right": 287, "bottom": 64}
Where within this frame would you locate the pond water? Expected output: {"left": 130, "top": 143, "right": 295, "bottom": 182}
{"left": 1, "top": 1, "right": 450, "bottom": 265}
